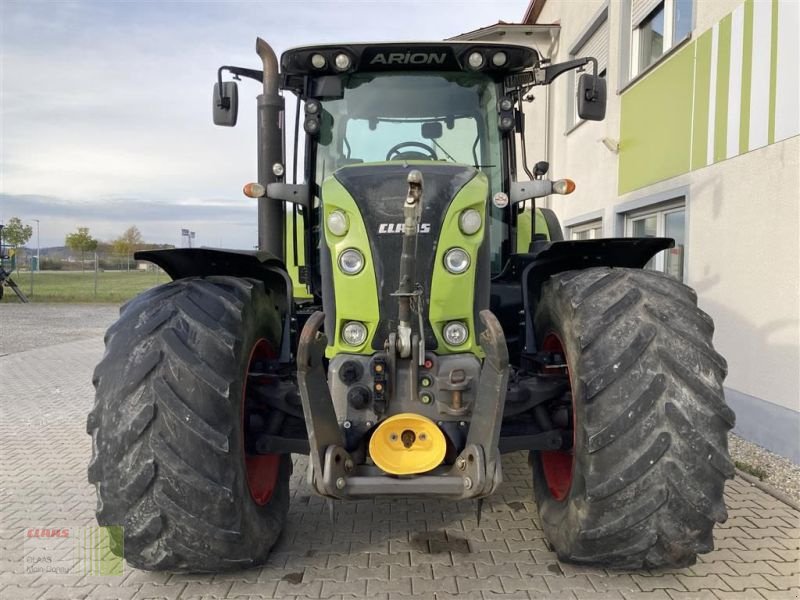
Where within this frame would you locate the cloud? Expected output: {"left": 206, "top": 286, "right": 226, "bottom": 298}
{"left": 0, "top": 193, "right": 258, "bottom": 248}
{"left": 1, "top": 0, "right": 530, "bottom": 247}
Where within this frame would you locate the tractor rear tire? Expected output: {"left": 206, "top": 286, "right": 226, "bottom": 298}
{"left": 532, "top": 267, "right": 735, "bottom": 569}
{"left": 88, "top": 276, "right": 291, "bottom": 572}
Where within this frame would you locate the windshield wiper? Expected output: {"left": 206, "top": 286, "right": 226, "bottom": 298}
{"left": 430, "top": 138, "right": 457, "bottom": 162}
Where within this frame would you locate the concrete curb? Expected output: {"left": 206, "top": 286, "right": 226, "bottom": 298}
{"left": 736, "top": 468, "right": 800, "bottom": 511}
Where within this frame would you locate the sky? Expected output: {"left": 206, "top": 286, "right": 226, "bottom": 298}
{"left": 1, "top": 0, "right": 531, "bottom": 249}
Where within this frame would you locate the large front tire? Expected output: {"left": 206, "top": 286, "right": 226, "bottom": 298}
{"left": 532, "top": 267, "right": 735, "bottom": 569}
{"left": 88, "top": 276, "right": 290, "bottom": 572}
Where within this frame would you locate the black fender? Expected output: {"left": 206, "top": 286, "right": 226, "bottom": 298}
{"left": 497, "top": 237, "right": 673, "bottom": 354}
{"left": 135, "top": 248, "right": 295, "bottom": 362}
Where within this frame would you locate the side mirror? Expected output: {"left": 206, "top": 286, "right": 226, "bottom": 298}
{"left": 577, "top": 74, "right": 607, "bottom": 121}
{"left": 213, "top": 81, "right": 238, "bottom": 127}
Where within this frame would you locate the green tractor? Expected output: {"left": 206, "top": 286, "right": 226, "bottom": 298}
{"left": 88, "top": 38, "right": 735, "bottom": 571}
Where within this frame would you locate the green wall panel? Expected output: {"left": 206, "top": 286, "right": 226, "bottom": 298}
{"left": 714, "top": 15, "right": 732, "bottom": 162}
{"left": 619, "top": 43, "right": 695, "bottom": 194}
{"left": 692, "top": 30, "right": 713, "bottom": 171}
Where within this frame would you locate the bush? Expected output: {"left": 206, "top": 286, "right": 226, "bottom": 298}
{"left": 40, "top": 258, "right": 64, "bottom": 271}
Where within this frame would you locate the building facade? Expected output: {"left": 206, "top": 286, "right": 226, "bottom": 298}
{"left": 455, "top": 0, "right": 799, "bottom": 460}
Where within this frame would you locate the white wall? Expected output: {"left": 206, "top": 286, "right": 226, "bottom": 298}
{"left": 534, "top": 0, "right": 621, "bottom": 227}
{"left": 525, "top": 0, "right": 800, "bottom": 455}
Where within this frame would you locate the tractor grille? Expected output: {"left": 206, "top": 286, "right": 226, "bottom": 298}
{"left": 334, "top": 164, "right": 477, "bottom": 351}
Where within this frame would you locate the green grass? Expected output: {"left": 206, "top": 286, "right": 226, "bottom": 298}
{"left": 0, "top": 270, "right": 167, "bottom": 303}
{"left": 734, "top": 460, "right": 769, "bottom": 481}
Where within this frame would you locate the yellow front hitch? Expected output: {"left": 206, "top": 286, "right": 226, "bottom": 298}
{"left": 369, "top": 413, "right": 447, "bottom": 475}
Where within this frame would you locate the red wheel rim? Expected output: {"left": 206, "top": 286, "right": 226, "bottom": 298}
{"left": 539, "top": 333, "right": 575, "bottom": 502}
{"left": 242, "top": 338, "right": 280, "bottom": 506}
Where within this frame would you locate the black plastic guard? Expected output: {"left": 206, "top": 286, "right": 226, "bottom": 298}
{"left": 135, "top": 248, "right": 295, "bottom": 361}
{"left": 506, "top": 237, "right": 674, "bottom": 354}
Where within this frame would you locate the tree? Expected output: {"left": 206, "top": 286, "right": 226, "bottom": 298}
{"left": 1, "top": 217, "right": 33, "bottom": 273}
{"left": 65, "top": 227, "right": 98, "bottom": 271}
{"left": 112, "top": 226, "right": 144, "bottom": 271}
{"left": 1, "top": 217, "right": 33, "bottom": 247}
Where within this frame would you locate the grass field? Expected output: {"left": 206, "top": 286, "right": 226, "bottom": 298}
{"left": 0, "top": 270, "right": 167, "bottom": 303}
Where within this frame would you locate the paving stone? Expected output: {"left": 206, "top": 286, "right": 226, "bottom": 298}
{"left": 665, "top": 591, "right": 719, "bottom": 600}
{"left": 39, "top": 585, "right": 96, "bottom": 600}
{"left": 180, "top": 582, "right": 232, "bottom": 598}
{"left": 131, "top": 582, "right": 187, "bottom": 600}
{"left": 545, "top": 575, "right": 595, "bottom": 593}
{"left": 87, "top": 585, "right": 140, "bottom": 600}
{"left": 320, "top": 579, "right": 367, "bottom": 597}
{"left": 631, "top": 575, "right": 687, "bottom": 592}
{"left": 226, "top": 581, "right": 278, "bottom": 599}
{"left": 456, "top": 576, "right": 504, "bottom": 593}
{"left": 2, "top": 316, "right": 800, "bottom": 600}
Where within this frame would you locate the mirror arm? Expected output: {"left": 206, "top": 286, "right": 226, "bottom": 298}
{"left": 216, "top": 66, "right": 265, "bottom": 106}
{"left": 266, "top": 183, "right": 311, "bottom": 210}
{"left": 537, "top": 56, "right": 597, "bottom": 85}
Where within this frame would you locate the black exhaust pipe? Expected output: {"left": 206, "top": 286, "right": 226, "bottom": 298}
{"left": 256, "top": 38, "right": 285, "bottom": 260}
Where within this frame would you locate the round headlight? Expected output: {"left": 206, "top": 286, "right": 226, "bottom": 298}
{"left": 338, "top": 248, "right": 365, "bottom": 275}
{"left": 304, "top": 117, "right": 320, "bottom": 134}
{"left": 342, "top": 321, "right": 368, "bottom": 346}
{"left": 459, "top": 209, "right": 482, "bottom": 235}
{"left": 305, "top": 99, "right": 321, "bottom": 115}
{"left": 467, "top": 51, "right": 484, "bottom": 70}
{"left": 272, "top": 162, "right": 285, "bottom": 177}
{"left": 327, "top": 210, "right": 349, "bottom": 236}
{"left": 310, "top": 53, "right": 327, "bottom": 69}
{"left": 499, "top": 97, "right": 513, "bottom": 112}
{"left": 443, "top": 248, "right": 470, "bottom": 274}
{"left": 443, "top": 321, "right": 469, "bottom": 346}
{"left": 334, "top": 53, "right": 351, "bottom": 71}
{"left": 492, "top": 51, "right": 508, "bottom": 67}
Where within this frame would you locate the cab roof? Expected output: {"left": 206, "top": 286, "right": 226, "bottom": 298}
{"left": 280, "top": 42, "right": 539, "bottom": 78}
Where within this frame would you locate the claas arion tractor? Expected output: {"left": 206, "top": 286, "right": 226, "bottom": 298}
{"left": 88, "top": 38, "right": 735, "bottom": 571}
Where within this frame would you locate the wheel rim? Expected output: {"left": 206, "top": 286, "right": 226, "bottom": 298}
{"left": 539, "top": 332, "right": 575, "bottom": 502}
{"left": 242, "top": 338, "right": 280, "bottom": 506}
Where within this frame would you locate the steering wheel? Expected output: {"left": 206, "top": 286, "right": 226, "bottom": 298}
{"left": 386, "top": 141, "right": 438, "bottom": 161}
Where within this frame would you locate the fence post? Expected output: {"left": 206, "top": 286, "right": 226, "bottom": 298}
{"left": 94, "top": 252, "right": 98, "bottom": 299}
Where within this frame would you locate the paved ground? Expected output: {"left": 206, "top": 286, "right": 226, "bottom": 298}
{"left": 0, "top": 306, "right": 798, "bottom": 599}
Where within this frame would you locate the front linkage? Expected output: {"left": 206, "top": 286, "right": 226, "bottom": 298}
{"left": 298, "top": 309, "right": 508, "bottom": 499}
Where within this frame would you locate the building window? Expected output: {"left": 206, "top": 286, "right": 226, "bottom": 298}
{"left": 567, "top": 7, "right": 609, "bottom": 130}
{"left": 569, "top": 219, "right": 603, "bottom": 240}
{"left": 625, "top": 200, "right": 686, "bottom": 281}
{"left": 631, "top": 0, "right": 692, "bottom": 75}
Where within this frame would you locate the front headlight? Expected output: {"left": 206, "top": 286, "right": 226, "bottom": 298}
{"left": 327, "top": 210, "right": 349, "bottom": 236}
{"left": 342, "top": 321, "right": 368, "bottom": 346}
{"left": 338, "top": 248, "right": 364, "bottom": 275}
{"left": 459, "top": 209, "right": 482, "bottom": 235}
{"left": 443, "top": 248, "right": 470, "bottom": 274}
{"left": 443, "top": 321, "right": 468, "bottom": 346}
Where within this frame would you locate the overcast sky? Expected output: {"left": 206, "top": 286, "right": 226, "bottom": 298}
{"left": 1, "top": 0, "right": 530, "bottom": 249}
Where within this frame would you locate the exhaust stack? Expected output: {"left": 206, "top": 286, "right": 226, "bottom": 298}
{"left": 255, "top": 38, "right": 285, "bottom": 259}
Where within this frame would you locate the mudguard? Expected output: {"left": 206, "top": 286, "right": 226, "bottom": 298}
{"left": 135, "top": 248, "right": 295, "bottom": 361}
{"left": 496, "top": 237, "right": 674, "bottom": 354}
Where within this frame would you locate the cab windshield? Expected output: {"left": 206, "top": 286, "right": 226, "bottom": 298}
{"left": 313, "top": 72, "right": 502, "bottom": 194}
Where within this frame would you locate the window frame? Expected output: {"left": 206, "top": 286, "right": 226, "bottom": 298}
{"left": 566, "top": 2, "right": 610, "bottom": 134}
{"left": 569, "top": 218, "right": 604, "bottom": 240}
{"left": 619, "top": 0, "right": 694, "bottom": 90}
{"left": 624, "top": 199, "right": 687, "bottom": 280}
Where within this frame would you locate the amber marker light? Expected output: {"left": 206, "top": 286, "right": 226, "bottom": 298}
{"left": 243, "top": 182, "right": 266, "bottom": 198}
{"left": 552, "top": 179, "right": 576, "bottom": 195}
